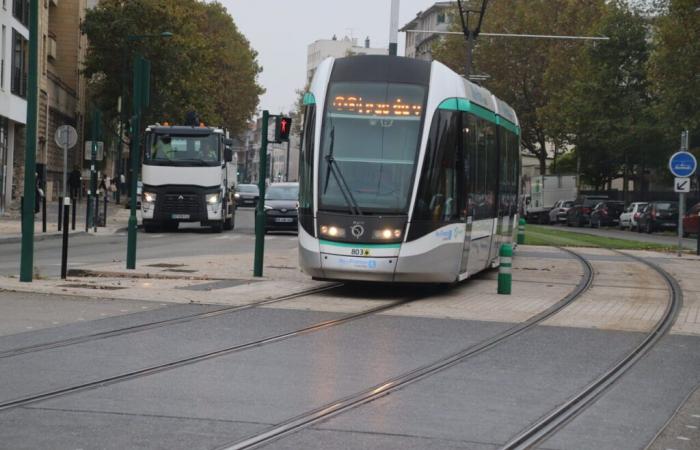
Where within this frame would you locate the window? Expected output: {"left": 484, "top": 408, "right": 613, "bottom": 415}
{"left": 13, "top": 0, "right": 29, "bottom": 26}
{"left": 1, "top": 25, "right": 6, "bottom": 90}
{"left": 11, "top": 29, "right": 27, "bottom": 98}
{"left": 298, "top": 104, "right": 316, "bottom": 234}
{"left": 436, "top": 13, "right": 446, "bottom": 24}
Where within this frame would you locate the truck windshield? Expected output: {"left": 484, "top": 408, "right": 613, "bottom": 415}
{"left": 146, "top": 134, "right": 220, "bottom": 165}
{"left": 318, "top": 81, "right": 426, "bottom": 214}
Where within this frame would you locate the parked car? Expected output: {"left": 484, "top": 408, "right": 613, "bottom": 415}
{"left": 264, "top": 182, "right": 299, "bottom": 233}
{"left": 589, "top": 201, "right": 625, "bottom": 228}
{"left": 566, "top": 195, "right": 609, "bottom": 227}
{"left": 234, "top": 184, "right": 259, "bottom": 208}
{"left": 637, "top": 201, "right": 679, "bottom": 233}
{"left": 548, "top": 199, "right": 574, "bottom": 224}
{"left": 618, "top": 202, "right": 648, "bottom": 230}
{"left": 682, "top": 202, "right": 700, "bottom": 237}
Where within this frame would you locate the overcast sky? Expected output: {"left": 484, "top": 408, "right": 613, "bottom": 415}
{"left": 219, "top": 0, "right": 443, "bottom": 114}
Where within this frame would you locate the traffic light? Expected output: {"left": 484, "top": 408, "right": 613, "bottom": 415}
{"left": 274, "top": 116, "right": 292, "bottom": 143}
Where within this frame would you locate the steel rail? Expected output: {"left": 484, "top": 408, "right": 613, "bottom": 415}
{"left": 0, "top": 283, "right": 343, "bottom": 359}
{"left": 216, "top": 247, "right": 594, "bottom": 450}
{"left": 0, "top": 288, "right": 418, "bottom": 412}
{"left": 501, "top": 251, "right": 683, "bottom": 450}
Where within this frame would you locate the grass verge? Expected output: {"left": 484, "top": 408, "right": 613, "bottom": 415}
{"left": 524, "top": 225, "right": 676, "bottom": 251}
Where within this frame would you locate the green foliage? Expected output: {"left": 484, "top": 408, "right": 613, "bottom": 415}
{"left": 82, "top": 0, "right": 263, "bottom": 134}
{"left": 524, "top": 224, "right": 675, "bottom": 250}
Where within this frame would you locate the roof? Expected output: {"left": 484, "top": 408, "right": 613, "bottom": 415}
{"left": 400, "top": 1, "right": 454, "bottom": 31}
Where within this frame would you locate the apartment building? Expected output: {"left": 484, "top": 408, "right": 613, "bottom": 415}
{"left": 306, "top": 35, "right": 387, "bottom": 84}
{"left": 400, "top": 1, "right": 454, "bottom": 60}
{"left": 0, "top": 0, "right": 29, "bottom": 215}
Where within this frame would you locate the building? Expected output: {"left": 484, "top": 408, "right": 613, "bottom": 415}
{"left": 307, "top": 35, "right": 387, "bottom": 84}
{"left": 0, "top": 0, "right": 29, "bottom": 215}
{"left": 4, "top": 0, "right": 87, "bottom": 215}
{"left": 400, "top": 1, "right": 454, "bottom": 61}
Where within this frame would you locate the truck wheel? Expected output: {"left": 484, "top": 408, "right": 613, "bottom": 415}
{"left": 223, "top": 215, "right": 234, "bottom": 231}
{"left": 211, "top": 221, "right": 223, "bottom": 233}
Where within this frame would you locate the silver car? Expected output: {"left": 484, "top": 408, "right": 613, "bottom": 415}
{"left": 619, "top": 202, "right": 647, "bottom": 230}
{"left": 549, "top": 200, "right": 574, "bottom": 224}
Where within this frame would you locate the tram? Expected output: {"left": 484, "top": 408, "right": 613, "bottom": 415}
{"left": 298, "top": 55, "right": 520, "bottom": 283}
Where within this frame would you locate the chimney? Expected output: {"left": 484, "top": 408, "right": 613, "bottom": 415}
{"left": 365, "top": 36, "right": 370, "bottom": 48}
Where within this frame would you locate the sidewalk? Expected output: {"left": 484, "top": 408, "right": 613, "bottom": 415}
{"left": 0, "top": 200, "right": 132, "bottom": 243}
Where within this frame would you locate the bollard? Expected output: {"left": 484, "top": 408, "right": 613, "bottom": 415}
{"left": 71, "top": 197, "right": 76, "bottom": 230}
{"left": 42, "top": 194, "right": 47, "bottom": 232}
{"left": 498, "top": 244, "right": 513, "bottom": 295}
{"left": 58, "top": 197, "right": 63, "bottom": 231}
{"left": 517, "top": 218, "right": 525, "bottom": 245}
{"left": 60, "top": 198, "right": 70, "bottom": 279}
{"left": 102, "top": 196, "right": 108, "bottom": 227}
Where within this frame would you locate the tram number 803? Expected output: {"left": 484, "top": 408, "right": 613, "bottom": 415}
{"left": 351, "top": 248, "right": 371, "bottom": 256}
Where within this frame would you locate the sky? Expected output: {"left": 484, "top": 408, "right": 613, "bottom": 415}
{"left": 219, "top": 0, "right": 442, "bottom": 114}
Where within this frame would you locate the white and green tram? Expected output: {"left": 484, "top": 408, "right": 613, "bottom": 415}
{"left": 298, "top": 55, "right": 520, "bottom": 283}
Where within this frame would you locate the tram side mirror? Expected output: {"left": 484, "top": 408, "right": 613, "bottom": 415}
{"left": 224, "top": 148, "right": 233, "bottom": 162}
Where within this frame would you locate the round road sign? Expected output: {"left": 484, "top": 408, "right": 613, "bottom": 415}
{"left": 55, "top": 125, "right": 78, "bottom": 149}
{"left": 668, "top": 151, "right": 697, "bottom": 178}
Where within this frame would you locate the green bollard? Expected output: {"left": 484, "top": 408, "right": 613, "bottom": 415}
{"left": 498, "top": 244, "right": 513, "bottom": 295}
{"left": 517, "top": 218, "right": 525, "bottom": 245}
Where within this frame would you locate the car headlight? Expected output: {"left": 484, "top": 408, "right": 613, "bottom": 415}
{"left": 373, "top": 228, "right": 402, "bottom": 239}
{"left": 206, "top": 193, "right": 220, "bottom": 205}
{"left": 320, "top": 225, "right": 346, "bottom": 238}
{"left": 143, "top": 192, "right": 156, "bottom": 203}
{"left": 234, "top": 193, "right": 240, "bottom": 198}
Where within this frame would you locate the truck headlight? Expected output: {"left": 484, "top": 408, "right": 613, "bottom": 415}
{"left": 143, "top": 192, "right": 156, "bottom": 203}
{"left": 206, "top": 193, "right": 220, "bottom": 204}
{"left": 234, "top": 193, "right": 240, "bottom": 199}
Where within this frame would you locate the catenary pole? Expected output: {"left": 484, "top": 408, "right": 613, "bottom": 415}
{"left": 20, "top": 0, "right": 40, "bottom": 282}
{"left": 389, "top": 0, "right": 399, "bottom": 56}
{"left": 254, "top": 111, "right": 269, "bottom": 277}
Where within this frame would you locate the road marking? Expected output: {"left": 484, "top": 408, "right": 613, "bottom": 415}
{"left": 686, "top": 425, "right": 698, "bottom": 429}
{"left": 676, "top": 436, "right": 690, "bottom": 441}
{"left": 25, "top": 326, "right": 33, "bottom": 330}
{"left": 51, "top": 321, "right": 59, "bottom": 325}
{"left": 692, "top": 414, "right": 700, "bottom": 418}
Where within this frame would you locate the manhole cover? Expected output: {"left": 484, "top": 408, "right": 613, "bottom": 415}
{"left": 177, "top": 279, "right": 259, "bottom": 291}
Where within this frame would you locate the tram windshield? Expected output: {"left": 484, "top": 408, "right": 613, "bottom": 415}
{"left": 319, "top": 82, "right": 426, "bottom": 214}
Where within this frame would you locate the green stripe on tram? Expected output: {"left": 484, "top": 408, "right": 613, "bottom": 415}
{"left": 303, "top": 92, "right": 316, "bottom": 105}
{"left": 438, "top": 97, "right": 519, "bottom": 135}
{"left": 319, "top": 239, "right": 401, "bottom": 249}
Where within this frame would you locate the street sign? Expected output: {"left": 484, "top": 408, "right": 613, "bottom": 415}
{"left": 675, "top": 177, "right": 690, "bottom": 193}
{"left": 54, "top": 125, "right": 78, "bottom": 149}
{"left": 84, "top": 141, "right": 104, "bottom": 161}
{"left": 669, "top": 151, "right": 697, "bottom": 178}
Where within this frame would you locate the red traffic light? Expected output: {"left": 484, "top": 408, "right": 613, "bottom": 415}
{"left": 274, "top": 116, "right": 292, "bottom": 142}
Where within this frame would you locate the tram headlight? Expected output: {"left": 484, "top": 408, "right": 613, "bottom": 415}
{"left": 320, "top": 225, "right": 345, "bottom": 238}
{"left": 373, "top": 228, "right": 402, "bottom": 239}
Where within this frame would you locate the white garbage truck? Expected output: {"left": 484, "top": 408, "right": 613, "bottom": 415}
{"left": 522, "top": 175, "right": 577, "bottom": 224}
{"left": 140, "top": 124, "right": 236, "bottom": 232}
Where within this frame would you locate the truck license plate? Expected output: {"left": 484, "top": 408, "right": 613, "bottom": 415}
{"left": 172, "top": 214, "right": 190, "bottom": 219}
{"left": 275, "top": 218, "right": 293, "bottom": 223}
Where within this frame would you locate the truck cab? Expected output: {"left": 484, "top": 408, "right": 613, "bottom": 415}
{"left": 140, "top": 125, "right": 236, "bottom": 232}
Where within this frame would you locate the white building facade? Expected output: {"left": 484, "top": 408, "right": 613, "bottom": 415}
{"left": 0, "top": 0, "right": 29, "bottom": 215}
{"left": 400, "top": 1, "right": 453, "bottom": 61}
{"left": 306, "top": 36, "right": 387, "bottom": 84}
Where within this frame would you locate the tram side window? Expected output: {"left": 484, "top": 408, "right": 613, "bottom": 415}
{"left": 413, "top": 110, "right": 460, "bottom": 224}
{"left": 484, "top": 120, "right": 498, "bottom": 218}
{"left": 299, "top": 105, "right": 316, "bottom": 233}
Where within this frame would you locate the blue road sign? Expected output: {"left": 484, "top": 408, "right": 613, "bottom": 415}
{"left": 669, "top": 151, "right": 697, "bottom": 178}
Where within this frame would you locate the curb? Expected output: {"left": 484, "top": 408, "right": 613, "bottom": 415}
{"left": 0, "top": 231, "right": 90, "bottom": 245}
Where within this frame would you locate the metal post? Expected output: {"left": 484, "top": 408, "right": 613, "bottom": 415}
{"left": 253, "top": 110, "right": 269, "bottom": 277}
{"left": 466, "top": 30, "right": 474, "bottom": 79}
{"left": 58, "top": 196, "right": 63, "bottom": 231}
{"left": 285, "top": 138, "right": 290, "bottom": 181}
{"left": 60, "top": 198, "right": 70, "bottom": 279}
{"left": 678, "top": 192, "right": 684, "bottom": 257}
{"left": 71, "top": 197, "right": 76, "bottom": 230}
{"left": 93, "top": 195, "right": 98, "bottom": 232}
{"left": 41, "top": 193, "right": 46, "bottom": 232}
{"left": 20, "top": 0, "right": 40, "bottom": 282}
{"left": 103, "top": 194, "right": 108, "bottom": 227}
{"left": 126, "top": 56, "right": 144, "bottom": 269}
{"left": 116, "top": 96, "right": 122, "bottom": 205}
{"left": 389, "top": 0, "right": 399, "bottom": 56}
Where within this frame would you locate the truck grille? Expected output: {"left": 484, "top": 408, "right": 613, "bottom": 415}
{"left": 163, "top": 194, "right": 202, "bottom": 215}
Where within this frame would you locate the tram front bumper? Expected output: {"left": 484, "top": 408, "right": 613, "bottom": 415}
{"left": 320, "top": 253, "right": 398, "bottom": 282}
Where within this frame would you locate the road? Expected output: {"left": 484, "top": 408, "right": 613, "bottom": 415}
{"left": 0, "top": 208, "right": 297, "bottom": 278}
{"left": 545, "top": 223, "right": 699, "bottom": 251}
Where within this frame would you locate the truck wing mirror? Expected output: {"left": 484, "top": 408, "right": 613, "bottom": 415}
{"left": 224, "top": 148, "right": 233, "bottom": 162}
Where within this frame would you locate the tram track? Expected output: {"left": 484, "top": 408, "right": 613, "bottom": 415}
{"left": 0, "top": 287, "right": 427, "bottom": 413}
{"left": 500, "top": 250, "right": 683, "bottom": 450}
{"left": 0, "top": 283, "right": 343, "bottom": 359}
{"left": 214, "top": 247, "right": 595, "bottom": 450}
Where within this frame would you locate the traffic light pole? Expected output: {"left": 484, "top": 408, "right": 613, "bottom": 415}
{"left": 253, "top": 110, "right": 269, "bottom": 277}
{"left": 20, "top": 0, "right": 40, "bottom": 282}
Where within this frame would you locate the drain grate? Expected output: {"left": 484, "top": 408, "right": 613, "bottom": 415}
{"left": 177, "top": 279, "right": 259, "bottom": 291}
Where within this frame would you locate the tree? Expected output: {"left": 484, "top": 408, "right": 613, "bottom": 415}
{"left": 82, "top": 0, "right": 263, "bottom": 134}
{"left": 432, "top": 0, "right": 606, "bottom": 175}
